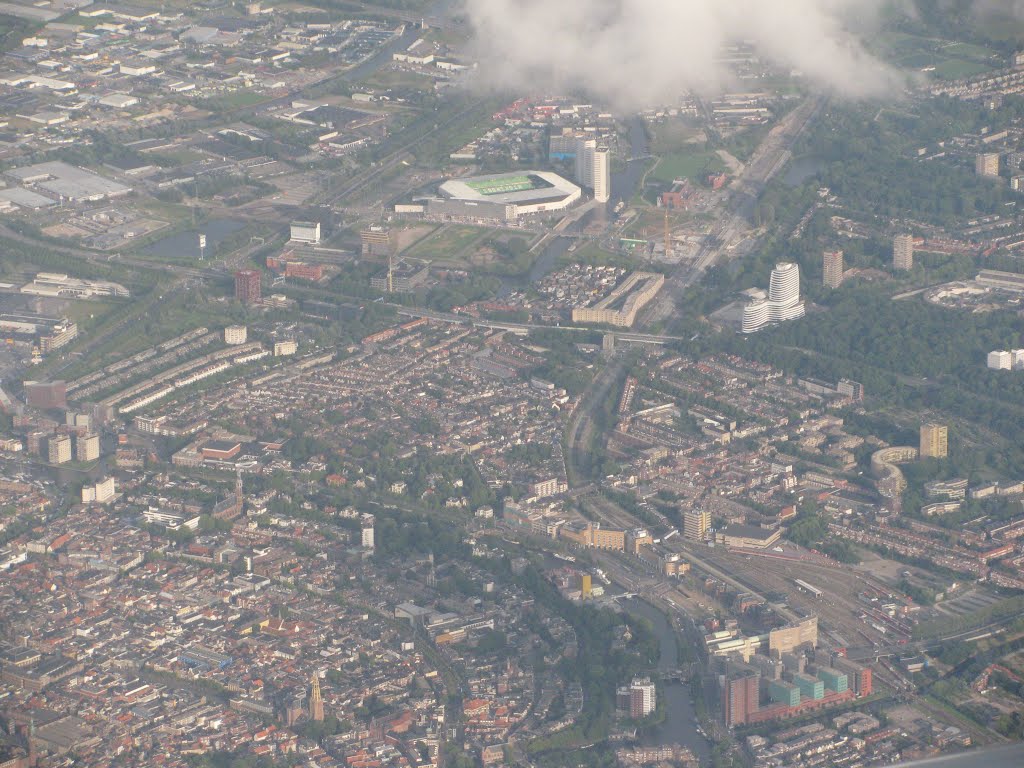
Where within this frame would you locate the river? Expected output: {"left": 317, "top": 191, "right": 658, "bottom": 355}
{"left": 621, "top": 597, "right": 714, "bottom": 765}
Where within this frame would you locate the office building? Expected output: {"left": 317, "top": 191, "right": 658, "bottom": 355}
{"left": 768, "top": 679, "right": 800, "bottom": 707}
{"left": 273, "top": 340, "right": 297, "bottom": 356}
{"left": 558, "top": 521, "right": 625, "bottom": 551}
{"left": 67, "top": 411, "right": 90, "bottom": 430}
{"left": 741, "top": 263, "right": 805, "bottom": 333}
{"left": 39, "top": 321, "right": 78, "bottom": 354}
{"left": 574, "top": 138, "right": 611, "bottom": 203}
{"left": 289, "top": 221, "right": 321, "bottom": 244}
{"left": 571, "top": 272, "right": 664, "bottom": 328}
{"left": 716, "top": 524, "right": 782, "bottom": 549}
{"left": 617, "top": 677, "right": 656, "bottom": 719}
{"left": 683, "top": 507, "right": 710, "bottom": 541}
{"left": 818, "top": 668, "right": 848, "bottom": 694}
{"left": 234, "top": 270, "right": 261, "bottom": 304}
{"left": 792, "top": 672, "right": 825, "bottom": 700}
{"left": 989, "top": 350, "right": 1012, "bottom": 370}
{"left": 920, "top": 423, "right": 949, "bottom": 459}
{"left": 75, "top": 432, "right": 100, "bottom": 462}
{"left": 837, "top": 379, "right": 864, "bottom": 402}
{"left": 893, "top": 234, "right": 914, "bottom": 271}
{"left": 360, "top": 226, "right": 392, "bottom": 258}
{"left": 722, "top": 667, "right": 760, "bottom": 727}
{"left": 361, "top": 513, "right": 375, "bottom": 551}
{"left": 832, "top": 657, "right": 872, "bottom": 697}
{"left": 224, "top": 325, "right": 248, "bottom": 345}
{"left": 591, "top": 146, "right": 611, "bottom": 202}
{"left": 369, "top": 259, "right": 430, "bottom": 293}
{"left": 82, "top": 477, "right": 116, "bottom": 504}
{"left": 48, "top": 435, "right": 71, "bottom": 465}
{"left": 823, "top": 250, "right": 844, "bottom": 289}
{"left": 976, "top": 152, "right": 1000, "bottom": 178}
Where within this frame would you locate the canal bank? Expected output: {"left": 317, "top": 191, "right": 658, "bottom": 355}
{"left": 621, "top": 597, "right": 713, "bottom": 764}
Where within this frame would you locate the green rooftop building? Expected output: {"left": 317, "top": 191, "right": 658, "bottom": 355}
{"left": 818, "top": 668, "right": 848, "bottom": 694}
{"left": 793, "top": 672, "right": 824, "bottom": 700}
{"left": 768, "top": 679, "right": 800, "bottom": 706}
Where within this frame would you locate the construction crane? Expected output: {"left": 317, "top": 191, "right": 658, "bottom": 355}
{"left": 664, "top": 208, "right": 672, "bottom": 259}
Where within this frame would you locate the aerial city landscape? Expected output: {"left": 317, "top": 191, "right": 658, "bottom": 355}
{"left": 1, "top": 0, "right": 1024, "bottom": 767}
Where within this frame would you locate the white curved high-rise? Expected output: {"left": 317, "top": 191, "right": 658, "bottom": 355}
{"left": 769, "top": 263, "right": 800, "bottom": 304}
{"left": 742, "top": 262, "right": 805, "bottom": 333}
{"left": 741, "top": 299, "right": 770, "bottom": 334}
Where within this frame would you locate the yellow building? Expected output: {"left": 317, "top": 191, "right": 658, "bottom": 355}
{"left": 684, "top": 508, "right": 710, "bottom": 541}
{"left": 592, "top": 526, "right": 626, "bottom": 550}
{"left": 558, "top": 521, "right": 626, "bottom": 551}
{"left": 920, "top": 423, "right": 948, "bottom": 459}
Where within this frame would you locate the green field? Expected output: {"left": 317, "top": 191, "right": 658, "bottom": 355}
{"left": 652, "top": 151, "right": 726, "bottom": 184}
{"left": 649, "top": 118, "right": 702, "bottom": 155}
{"left": 933, "top": 59, "right": 993, "bottom": 80}
{"left": 64, "top": 299, "right": 119, "bottom": 332}
{"left": 466, "top": 176, "right": 537, "bottom": 195}
{"left": 878, "top": 30, "right": 1000, "bottom": 79}
{"left": 403, "top": 225, "right": 489, "bottom": 260}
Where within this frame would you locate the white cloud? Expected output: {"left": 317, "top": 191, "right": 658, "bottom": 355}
{"left": 459, "top": 0, "right": 906, "bottom": 107}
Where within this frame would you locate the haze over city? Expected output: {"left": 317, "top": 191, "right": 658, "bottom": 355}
{"left": 0, "top": 2, "right": 1019, "bottom": 768}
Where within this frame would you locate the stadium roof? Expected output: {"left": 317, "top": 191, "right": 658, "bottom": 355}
{"left": 440, "top": 170, "right": 580, "bottom": 206}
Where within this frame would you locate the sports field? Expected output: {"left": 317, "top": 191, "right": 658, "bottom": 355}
{"left": 466, "top": 176, "right": 537, "bottom": 195}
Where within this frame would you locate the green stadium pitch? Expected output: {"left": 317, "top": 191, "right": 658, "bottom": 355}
{"left": 465, "top": 174, "right": 552, "bottom": 196}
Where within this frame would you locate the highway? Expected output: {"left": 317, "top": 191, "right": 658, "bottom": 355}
{"left": 394, "top": 305, "right": 682, "bottom": 344}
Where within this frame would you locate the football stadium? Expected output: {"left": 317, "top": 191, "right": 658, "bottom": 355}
{"left": 428, "top": 170, "right": 582, "bottom": 222}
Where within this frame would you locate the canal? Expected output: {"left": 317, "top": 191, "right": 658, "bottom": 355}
{"left": 621, "top": 597, "right": 713, "bottom": 764}
{"left": 143, "top": 218, "right": 247, "bottom": 261}
{"left": 611, "top": 116, "right": 652, "bottom": 203}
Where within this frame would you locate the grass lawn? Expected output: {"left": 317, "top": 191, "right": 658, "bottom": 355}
{"left": 941, "top": 41, "right": 999, "bottom": 60}
{"left": 652, "top": 150, "right": 725, "bottom": 184}
{"left": 138, "top": 200, "right": 192, "bottom": 224}
{"left": 933, "top": 59, "right": 994, "bottom": 80}
{"left": 404, "top": 224, "right": 489, "bottom": 261}
{"left": 361, "top": 67, "right": 434, "bottom": 90}
{"left": 64, "top": 299, "right": 119, "bottom": 332}
{"left": 649, "top": 117, "right": 702, "bottom": 155}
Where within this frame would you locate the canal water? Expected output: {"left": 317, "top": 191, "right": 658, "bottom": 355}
{"left": 782, "top": 155, "right": 825, "bottom": 188}
{"left": 621, "top": 597, "right": 713, "bottom": 764}
{"left": 143, "top": 219, "right": 247, "bottom": 261}
{"left": 611, "top": 116, "right": 651, "bottom": 203}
